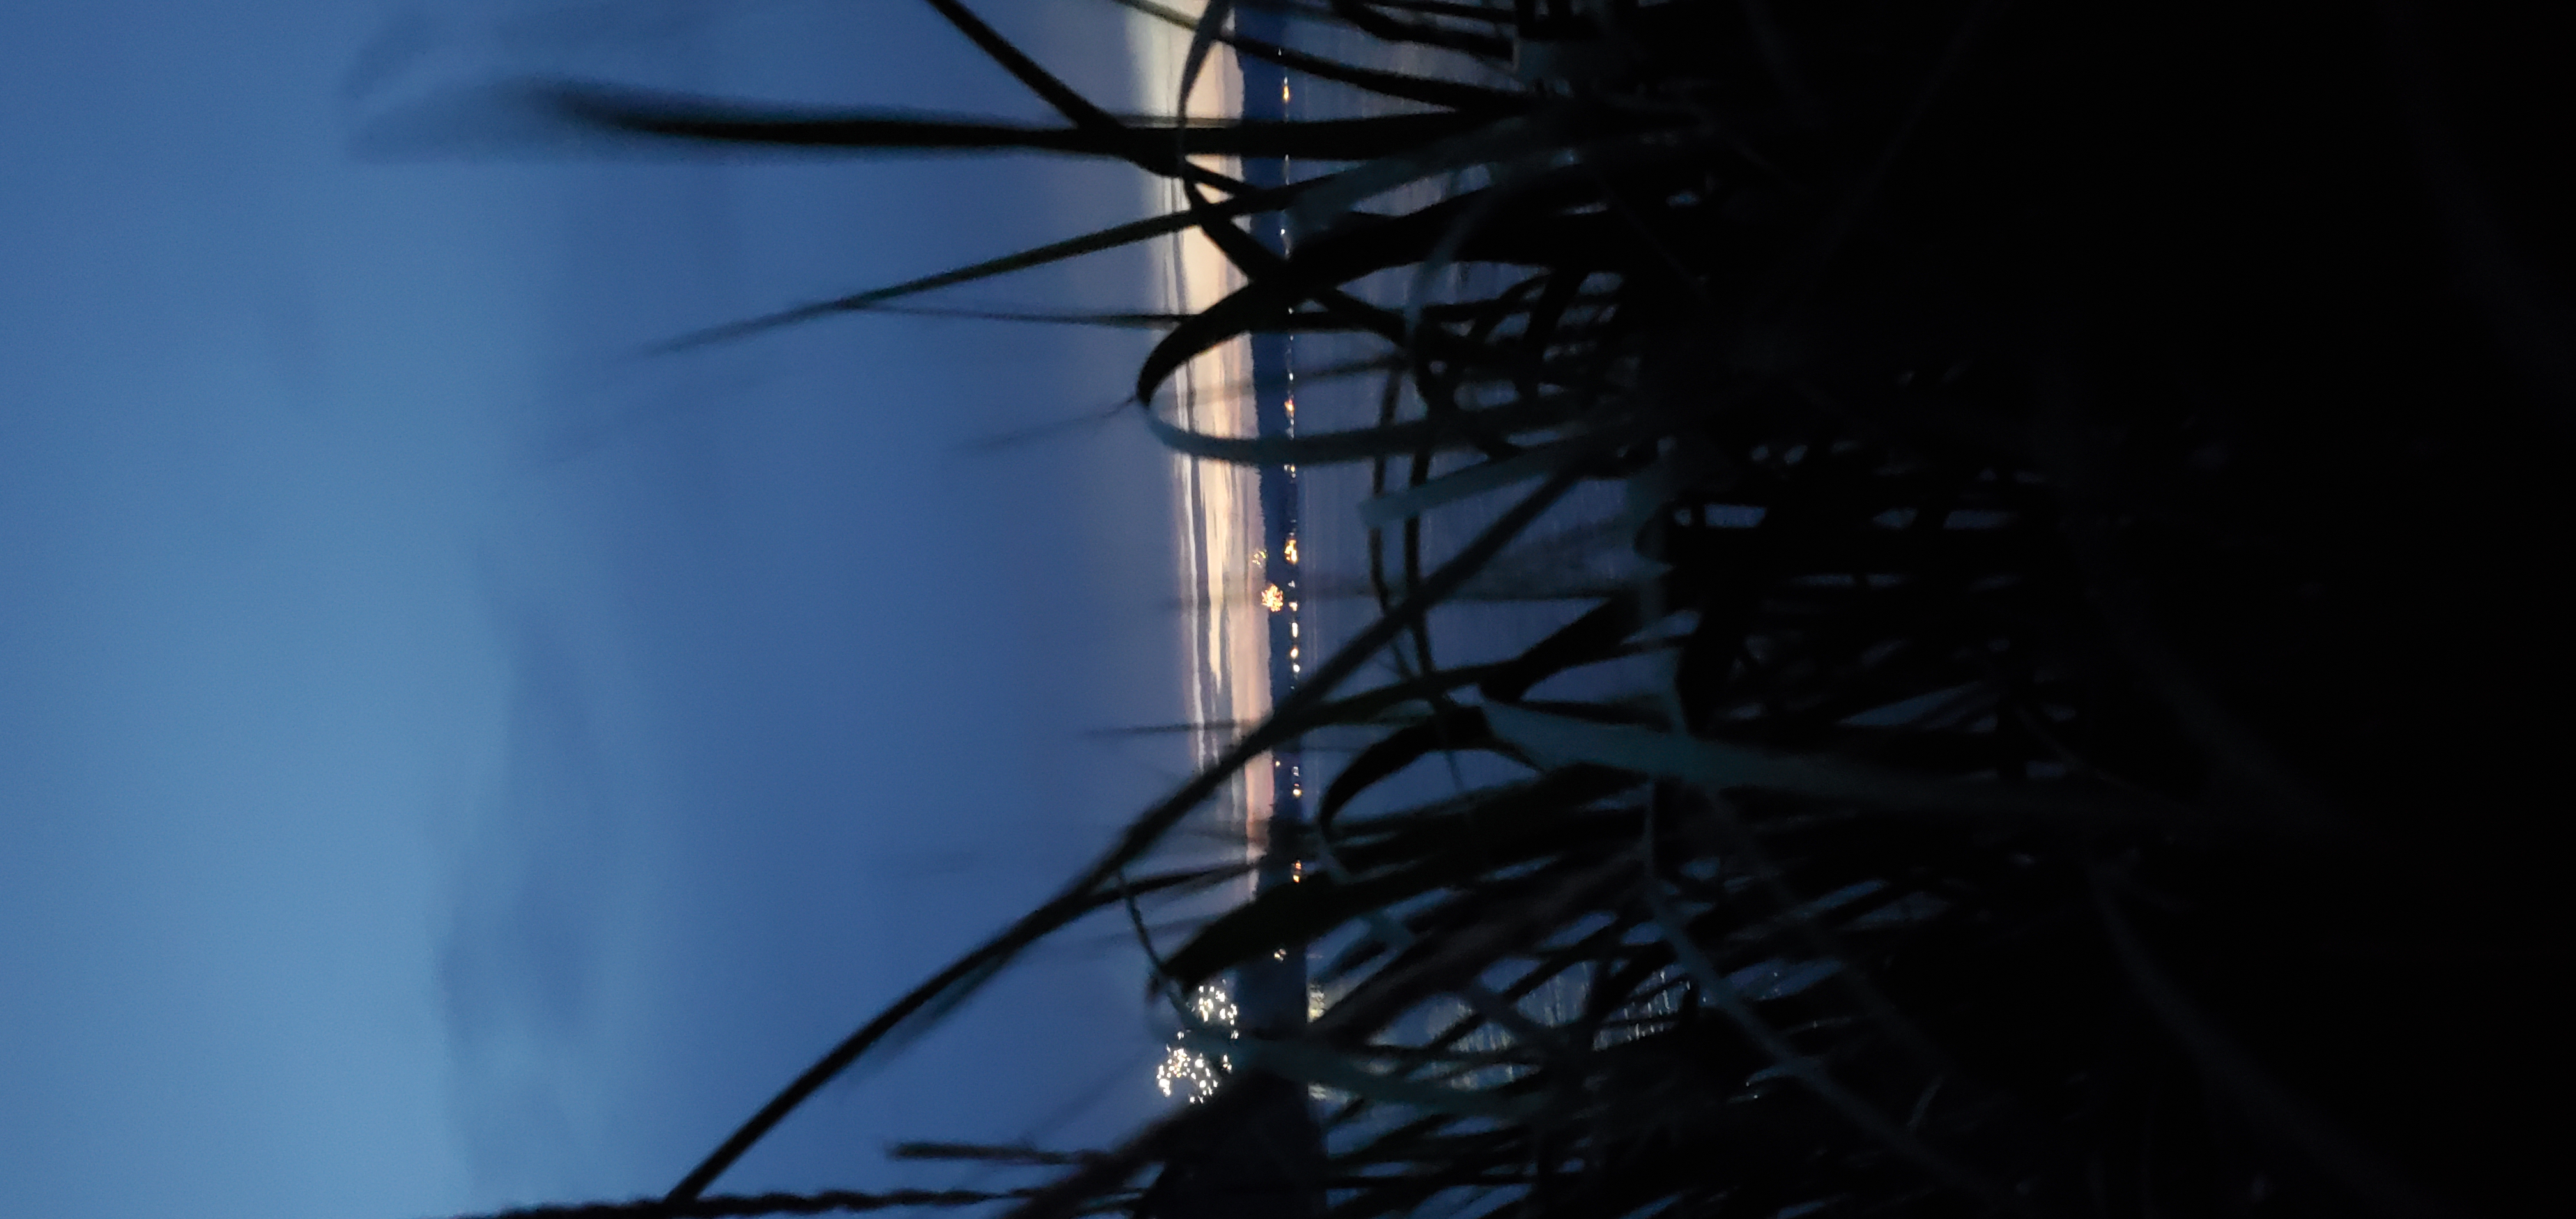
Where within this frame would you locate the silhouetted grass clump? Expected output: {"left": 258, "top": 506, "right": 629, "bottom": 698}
{"left": 417, "top": 2, "right": 2571, "bottom": 1217}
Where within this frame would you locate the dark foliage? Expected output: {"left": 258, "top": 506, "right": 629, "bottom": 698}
{"left": 422, "top": 3, "right": 2571, "bottom": 1218}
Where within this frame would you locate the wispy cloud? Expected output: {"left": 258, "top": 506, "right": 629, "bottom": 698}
{"left": 439, "top": 607, "right": 624, "bottom": 1201}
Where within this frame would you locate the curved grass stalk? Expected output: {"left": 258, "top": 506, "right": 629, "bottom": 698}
{"left": 1636, "top": 880, "right": 2028, "bottom": 1216}
{"left": 1483, "top": 702, "right": 2205, "bottom": 834}
{"left": 670, "top": 463, "right": 1587, "bottom": 1200}
{"left": 2089, "top": 866, "right": 2465, "bottom": 1219}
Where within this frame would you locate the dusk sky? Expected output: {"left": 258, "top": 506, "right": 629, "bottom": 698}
{"left": 1, "top": 4, "right": 1207, "bottom": 1216}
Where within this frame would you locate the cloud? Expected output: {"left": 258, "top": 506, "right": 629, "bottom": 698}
{"left": 437, "top": 606, "right": 625, "bottom": 1200}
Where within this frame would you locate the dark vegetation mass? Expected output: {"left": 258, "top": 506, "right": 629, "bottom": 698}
{"left": 431, "top": 2, "right": 2570, "bottom": 1217}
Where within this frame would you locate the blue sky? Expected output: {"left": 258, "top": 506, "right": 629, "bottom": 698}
{"left": 1, "top": 4, "right": 1194, "bottom": 1216}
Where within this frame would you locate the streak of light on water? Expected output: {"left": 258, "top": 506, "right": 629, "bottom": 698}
{"left": 1128, "top": 2, "right": 1272, "bottom": 892}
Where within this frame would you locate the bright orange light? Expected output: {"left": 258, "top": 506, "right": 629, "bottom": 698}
{"left": 1261, "top": 584, "right": 1285, "bottom": 612}
{"left": 1282, "top": 537, "right": 1298, "bottom": 565}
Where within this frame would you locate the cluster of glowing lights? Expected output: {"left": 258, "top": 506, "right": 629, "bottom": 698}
{"left": 1164, "top": 348, "right": 1307, "bottom": 1103}
{"left": 1156, "top": 980, "right": 1240, "bottom": 1103}
{"left": 1155, "top": 1045, "right": 1228, "bottom": 1103}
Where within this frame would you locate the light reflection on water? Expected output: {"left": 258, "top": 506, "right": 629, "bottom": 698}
{"left": 1129, "top": 5, "right": 1667, "bottom": 1109}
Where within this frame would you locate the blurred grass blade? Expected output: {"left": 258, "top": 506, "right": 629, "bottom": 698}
{"left": 1483, "top": 703, "right": 2182, "bottom": 828}
{"left": 661, "top": 865, "right": 1232, "bottom": 1200}
{"left": 1356, "top": 422, "right": 1650, "bottom": 528}
{"left": 1639, "top": 880, "right": 2021, "bottom": 1213}
{"left": 1230, "top": 1033, "right": 1544, "bottom": 1120}
{"left": 1284, "top": 111, "right": 1556, "bottom": 240}
{"left": 1110, "top": 0, "right": 1525, "bottom": 112}
{"left": 652, "top": 178, "right": 1317, "bottom": 353}
{"left": 535, "top": 78, "right": 1494, "bottom": 160}
{"left": 2090, "top": 868, "right": 2464, "bottom": 1219}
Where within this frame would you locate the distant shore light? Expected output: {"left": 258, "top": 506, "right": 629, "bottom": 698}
{"left": 1261, "top": 585, "right": 1285, "bottom": 612}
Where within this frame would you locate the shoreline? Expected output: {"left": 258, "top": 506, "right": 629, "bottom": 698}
{"left": 1127, "top": 6, "right": 1272, "bottom": 880}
